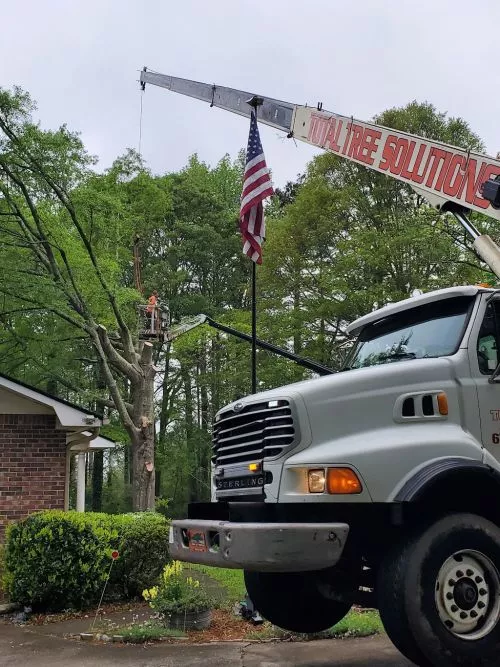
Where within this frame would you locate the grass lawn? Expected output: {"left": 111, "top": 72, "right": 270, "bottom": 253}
{"left": 189, "top": 564, "right": 246, "bottom": 602}
{"left": 328, "top": 609, "right": 383, "bottom": 638}
{"left": 189, "top": 565, "right": 383, "bottom": 638}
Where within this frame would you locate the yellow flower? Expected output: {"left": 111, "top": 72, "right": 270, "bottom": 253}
{"left": 163, "top": 560, "right": 183, "bottom": 582}
{"left": 186, "top": 576, "right": 201, "bottom": 588}
{"left": 142, "top": 586, "right": 158, "bottom": 601}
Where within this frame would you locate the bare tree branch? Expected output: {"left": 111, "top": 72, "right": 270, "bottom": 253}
{"left": 89, "top": 328, "right": 138, "bottom": 433}
{"left": 0, "top": 286, "right": 89, "bottom": 332}
{"left": 96, "top": 324, "right": 141, "bottom": 384}
{"left": 95, "top": 396, "right": 134, "bottom": 417}
{"left": 0, "top": 117, "right": 137, "bottom": 364}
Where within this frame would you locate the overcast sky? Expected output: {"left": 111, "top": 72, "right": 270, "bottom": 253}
{"left": 1, "top": 0, "right": 499, "bottom": 187}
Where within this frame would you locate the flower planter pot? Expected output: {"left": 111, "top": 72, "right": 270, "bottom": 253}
{"left": 165, "top": 608, "right": 212, "bottom": 631}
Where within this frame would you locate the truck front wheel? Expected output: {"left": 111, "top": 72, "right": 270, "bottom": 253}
{"left": 378, "top": 513, "right": 500, "bottom": 667}
{"left": 244, "top": 568, "right": 354, "bottom": 633}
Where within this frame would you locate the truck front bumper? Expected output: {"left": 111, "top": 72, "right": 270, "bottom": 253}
{"left": 169, "top": 519, "right": 350, "bottom": 572}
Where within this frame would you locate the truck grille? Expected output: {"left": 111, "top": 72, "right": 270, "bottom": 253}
{"left": 212, "top": 399, "right": 296, "bottom": 466}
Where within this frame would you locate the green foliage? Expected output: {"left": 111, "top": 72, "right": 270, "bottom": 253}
{"left": 4, "top": 510, "right": 170, "bottom": 611}
{"left": 5, "top": 511, "right": 114, "bottom": 610}
{"left": 101, "top": 473, "right": 132, "bottom": 515}
{"left": 100, "top": 446, "right": 133, "bottom": 515}
{"left": 155, "top": 497, "right": 170, "bottom": 518}
{"left": 143, "top": 561, "right": 213, "bottom": 615}
{"left": 328, "top": 609, "right": 383, "bottom": 638}
{"left": 0, "top": 542, "right": 6, "bottom": 596}
{"left": 110, "top": 512, "right": 170, "bottom": 599}
{"left": 117, "top": 622, "right": 185, "bottom": 643}
{"left": 259, "top": 101, "right": 488, "bottom": 372}
{"left": 0, "top": 88, "right": 494, "bottom": 521}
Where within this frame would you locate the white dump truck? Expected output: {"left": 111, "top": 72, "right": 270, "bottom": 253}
{"left": 141, "top": 70, "right": 500, "bottom": 666}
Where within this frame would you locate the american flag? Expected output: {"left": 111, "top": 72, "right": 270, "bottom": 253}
{"left": 239, "top": 110, "right": 274, "bottom": 264}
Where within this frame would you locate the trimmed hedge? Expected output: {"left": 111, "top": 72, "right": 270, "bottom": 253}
{"left": 4, "top": 510, "right": 170, "bottom": 611}
{"left": 110, "top": 513, "right": 171, "bottom": 599}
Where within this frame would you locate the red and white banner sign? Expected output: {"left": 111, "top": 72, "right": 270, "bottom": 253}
{"left": 292, "top": 107, "right": 500, "bottom": 221}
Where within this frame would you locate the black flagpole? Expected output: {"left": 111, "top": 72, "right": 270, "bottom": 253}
{"left": 247, "top": 96, "right": 264, "bottom": 395}
{"left": 251, "top": 260, "right": 257, "bottom": 394}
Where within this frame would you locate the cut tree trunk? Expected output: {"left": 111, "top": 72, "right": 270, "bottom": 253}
{"left": 130, "top": 341, "right": 156, "bottom": 511}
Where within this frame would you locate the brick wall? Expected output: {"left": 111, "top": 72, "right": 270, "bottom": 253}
{"left": 0, "top": 414, "right": 67, "bottom": 542}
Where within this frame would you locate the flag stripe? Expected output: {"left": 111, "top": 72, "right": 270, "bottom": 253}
{"left": 241, "top": 186, "right": 274, "bottom": 216}
{"left": 239, "top": 111, "right": 274, "bottom": 265}
{"left": 241, "top": 181, "right": 275, "bottom": 212}
{"left": 248, "top": 205, "right": 258, "bottom": 234}
{"left": 244, "top": 154, "right": 266, "bottom": 172}
{"left": 242, "top": 171, "right": 272, "bottom": 199}
{"left": 244, "top": 160, "right": 268, "bottom": 179}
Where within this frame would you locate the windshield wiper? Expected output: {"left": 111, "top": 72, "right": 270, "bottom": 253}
{"left": 382, "top": 352, "right": 417, "bottom": 362}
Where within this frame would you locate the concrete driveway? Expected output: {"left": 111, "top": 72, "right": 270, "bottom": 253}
{"left": 1, "top": 623, "right": 415, "bottom": 666}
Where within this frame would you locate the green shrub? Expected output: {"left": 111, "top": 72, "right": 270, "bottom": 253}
{"left": 109, "top": 512, "right": 170, "bottom": 599}
{"left": 155, "top": 497, "right": 170, "bottom": 519}
{"left": 4, "top": 510, "right": 170, "bottom": 611}
{"left": 5, "top": 511, "right": 114, "bottom": 610}
{"left": 0, "top": 543, "right": 6, "bottom": 597}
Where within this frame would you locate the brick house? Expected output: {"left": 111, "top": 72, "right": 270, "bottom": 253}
{"left": 0, "top": 373, "right": 114, "bottom": 541}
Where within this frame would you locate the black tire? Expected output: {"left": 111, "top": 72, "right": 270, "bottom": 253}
{"left": 378, "top": 513, "right": 500, "bottom": 667}
{"left": 378, "top": 537, "right": 434, "bottom": 667}
{"left": 244, "top": 569, "right": 353, "bottom": 633}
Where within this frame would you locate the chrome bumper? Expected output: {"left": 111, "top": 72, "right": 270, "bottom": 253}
{"left": 169, "top": 519, "right": 349, "bottom": 572}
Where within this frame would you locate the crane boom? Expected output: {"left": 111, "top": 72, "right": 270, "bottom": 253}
{"left": 139, "top": 68, "right": 500, "bottom": 277}
{"left": 164, "top": 313, "right": 333, "bottom": 375}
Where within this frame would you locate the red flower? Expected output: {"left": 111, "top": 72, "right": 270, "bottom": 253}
{"left": 111, "top": 550, "right": 119, "bottom": 560}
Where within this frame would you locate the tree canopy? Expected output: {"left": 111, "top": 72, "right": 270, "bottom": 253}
{"left": 0, "top": 91, "right": 494, "bottom": 515}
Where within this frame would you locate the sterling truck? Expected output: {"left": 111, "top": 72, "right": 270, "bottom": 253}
{"left": 140, "top": 70, "right": 500, "bottom": 666}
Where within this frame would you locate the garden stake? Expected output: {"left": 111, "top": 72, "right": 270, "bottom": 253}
{"left": 91, "top": 550, "right": 119, "bottom": 632}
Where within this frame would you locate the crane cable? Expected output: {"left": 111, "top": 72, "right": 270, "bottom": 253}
{"left": 138, "top": 89, "right": 144, "bottom": 155}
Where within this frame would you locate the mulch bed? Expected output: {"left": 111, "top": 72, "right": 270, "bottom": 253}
{"left": 1, "top": 601, "right": 263, "bottom": 643}
{"left": 184, "top": 609, "right": 258, "bottom": 642}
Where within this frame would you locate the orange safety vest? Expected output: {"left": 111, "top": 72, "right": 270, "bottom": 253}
{"left": 146, "top": 295, "right": 157, "bottom": 313}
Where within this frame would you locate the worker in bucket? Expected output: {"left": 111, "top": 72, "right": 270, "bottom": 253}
{"left": 146, "top": 290, "right": 158, "bottom": 333}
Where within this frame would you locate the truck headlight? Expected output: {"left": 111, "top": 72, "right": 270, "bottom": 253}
{"left": 307, "top": 469, "right": 326, "bottom": 493}
{"left": 307, "top": 467, "right": 362, "bottom": 494}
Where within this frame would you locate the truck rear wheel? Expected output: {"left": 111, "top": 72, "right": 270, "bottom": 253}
{"left": 244, "top": 569, "right": 354, "bottom": 633}
{"left": 378, "top": 513, "right": 500, "bottom": 666}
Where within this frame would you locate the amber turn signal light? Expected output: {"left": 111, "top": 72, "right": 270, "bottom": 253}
{"left": 437, "top": 392, "right": 448, "bottom": 416}
{"left": 327, "top": 468, "right": 362, "bottom": 494}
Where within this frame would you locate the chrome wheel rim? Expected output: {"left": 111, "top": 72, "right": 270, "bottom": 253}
{"left": 435, "top": 549, "right": 500, "bottom": 640}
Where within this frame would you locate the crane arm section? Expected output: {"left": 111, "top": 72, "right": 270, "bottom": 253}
{"left": 139, "top": 69, "right": 500, "bottom": 277}
{"left": 140, "top": 69, "right": 500, "bottom": 221}
{"left": 140, "top": 70, "right": 295, "bottom": 133}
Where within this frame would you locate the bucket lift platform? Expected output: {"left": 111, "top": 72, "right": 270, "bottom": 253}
{"left": 138, "top": 304, "right": 169, "bottom": 339}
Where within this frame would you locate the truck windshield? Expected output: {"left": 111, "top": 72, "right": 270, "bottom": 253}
{"left": 346, "top": 296, "right": 474, "bottom": 370}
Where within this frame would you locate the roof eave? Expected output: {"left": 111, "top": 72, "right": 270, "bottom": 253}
{"left": 0, "top": 375, "right": 102, "bottom": 428}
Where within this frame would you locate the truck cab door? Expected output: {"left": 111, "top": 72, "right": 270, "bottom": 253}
{"left": 473, "top": 297, "right": 500, "bottom": 459}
